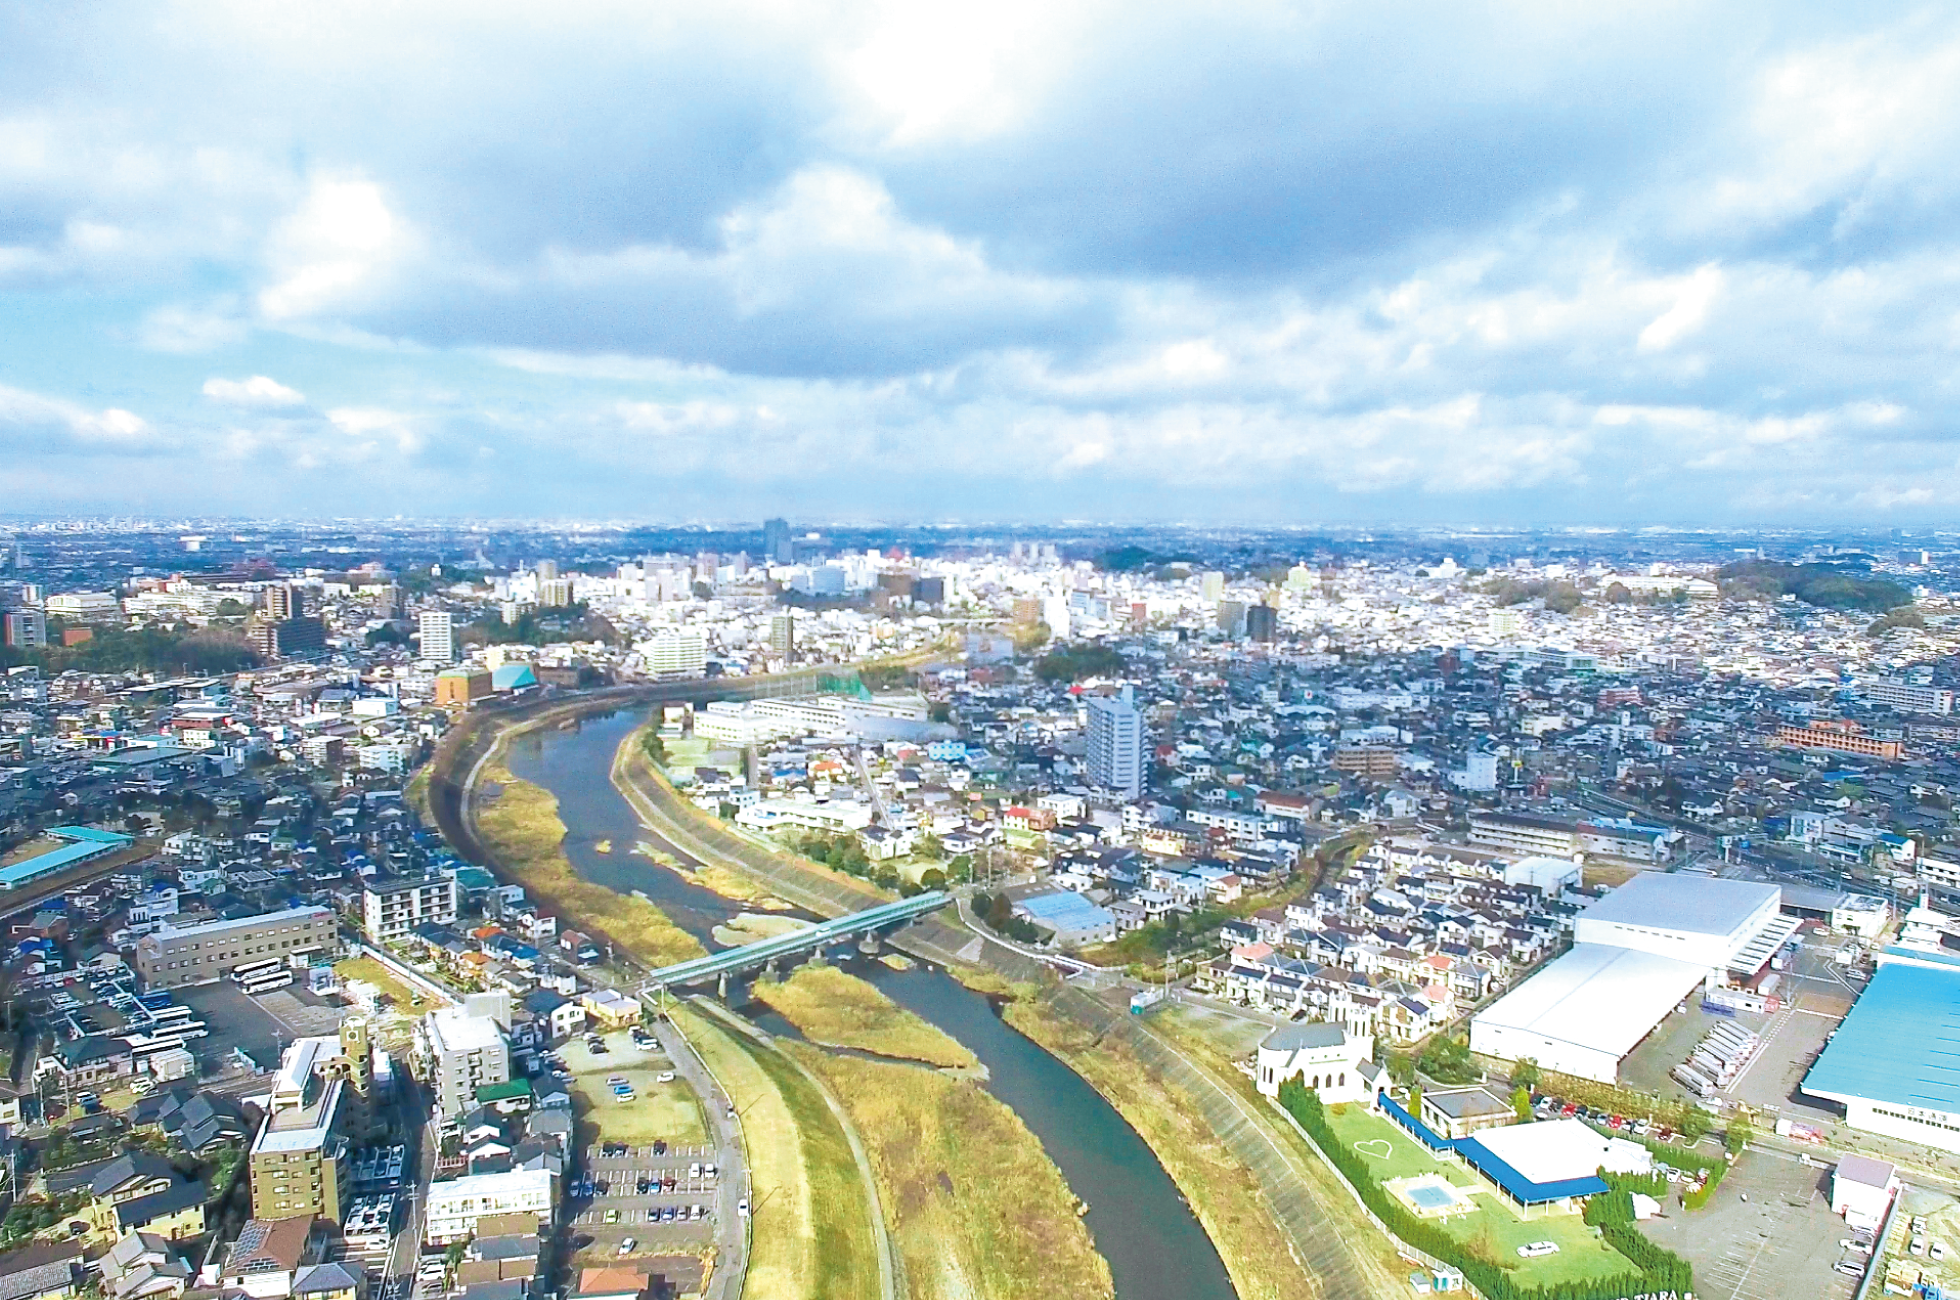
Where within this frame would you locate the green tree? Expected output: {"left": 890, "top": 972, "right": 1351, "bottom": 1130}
{"left": 1509, "top": 1057, "right": 1541, "bottom": 1091}
{"left": 1725, "top": 1116, "right": 1753, "bottom": 1154}
{"left": 1678, "top": 1107, "right": 1711, "bottom": 1142}
{"left": 919, "top": 868, "right": 947, "bottom": 890}
{"left": 1511, "top": 1084, "right": 1532, "bottom": 1122}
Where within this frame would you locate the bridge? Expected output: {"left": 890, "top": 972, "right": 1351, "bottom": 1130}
{"left": 640, "top": 891, "right": 954, "bottom": 997}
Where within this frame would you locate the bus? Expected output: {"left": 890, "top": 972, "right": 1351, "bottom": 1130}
{"left": 146, "top": 1004, "right": 195, "bottom": 1026}
{"left": 230, "top": 959, "right": 284, "bottom": 986}
{"left": 239, "top": 970, "right": 295, "bottom": 996}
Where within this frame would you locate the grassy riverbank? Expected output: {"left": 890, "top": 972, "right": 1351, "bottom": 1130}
{"left": 671, "top": 1004, "right": 881, "bottom": 1300}
{"left": 753, "top": 966, "right": 977, "bottom": 1070}
{"left": 800, "top": 1046, "right": 1114, "bottom": 1300}
{"left": 1004, "top": 992, "right": 1403, "bottom": 1300}
{"left": 473, "top": 757, "right": 705, "bottom": 968}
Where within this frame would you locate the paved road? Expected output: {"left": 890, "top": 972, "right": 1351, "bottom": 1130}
{"left": 648, "top": 1015, "right": 749, "bottom": 1300}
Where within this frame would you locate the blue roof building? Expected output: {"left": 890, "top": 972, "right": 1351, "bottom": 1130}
{"left": 1013, "top": 890, "right": 1118, "bottom": 947}
{"left": 1804, "top": 960, "right": 1960, "bottom": 1153}
{"left": 491, "top": 663, "right": 538, "bottom": 691}
{"left": 0, "top": 826, "right": 136, "bottom": 890}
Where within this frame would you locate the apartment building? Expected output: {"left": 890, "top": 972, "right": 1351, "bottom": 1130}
{"left": 423, "top": 1170, "right": 555, "bottom": 1245}
{"left": 418, "top": 1007, "right": 510, "bottom": 1119}
{"left": 362, "top": 872, "right": 460, "bottom": 941}
{"left": 1863, "top": 677, "right": 1955, "bottom": 716}
{"left": 1774, "top": 720, "right": 1903, "bottom": 761}
{"left": 249, "top": 1036, "right": 355, "bottom": 1224}
{"left": 135, "top": 905, "right": 337, "bottom": 989}
{"left": 1085, "top": 686, "right": 1143, "bottom": 799}
{"left": 1469, "top": 811, "right": 1582, "bottom": 858}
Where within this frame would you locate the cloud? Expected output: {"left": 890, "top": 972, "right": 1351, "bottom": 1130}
{"left": 0, "top": 383, "right": 158, "bottom": 451}
{"left": 202, "top": 375, "right": 305, "bottom": 406}
{"left": 259, "top": 176, "right": 414, "bottom": 321}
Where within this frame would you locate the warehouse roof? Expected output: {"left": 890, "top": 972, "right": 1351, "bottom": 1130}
{"left": 1015, "top": 891, "right": 1116, "bottom": 930}
{"left": 1804, "top": 962, "right": 1960, "bottom": 1114}
{"left": 1472, "top": 943, "right": 1708, "bottom": 1063}
{"left": 1579, "top": 871, "right": 1778, "bottom": 937}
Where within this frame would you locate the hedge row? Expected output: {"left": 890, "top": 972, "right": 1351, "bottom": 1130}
{"left": 1584, "top": 1122, "right": 1727, "bottom": 1210}
{"left": 1279, "top": 1080, "right": 1695, "bottom": 1300}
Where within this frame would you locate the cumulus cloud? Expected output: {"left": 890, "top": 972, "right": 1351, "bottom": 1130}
{"left": 1, "top": 2, "right": 1959, "bottom": 520}
{"left": 202, "top": 375, "right": 305, "bottom": 406}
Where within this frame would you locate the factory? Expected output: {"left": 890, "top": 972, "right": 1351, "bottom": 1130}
{"left": 1804, "top": 961, "right": 1960, "bottom": 1154}
{"left": 1470, "top": 872, "right": 1794, "bottom": 1083}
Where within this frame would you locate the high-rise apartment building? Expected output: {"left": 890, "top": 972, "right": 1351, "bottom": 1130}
{"left": 644, "top": 630, "right": 706, "bottom": 678}
{"left": 362, "top": 871, "right": 460, "bottom": 941}
{"left": 1085, "top": 685, "right": 1144, "bottom": 800}
{"left": 533, "top": 560, "right": 559, "bottom": 582}
{"left": 768, "top": 613, "right": 795, "bottom": 657}
{"left": 536, "top": 577, "right": 574, "bottom": 608}
{"left": 418, "top": 610, "right": 457, "bottom": 664}
{"left": 247, "top": 1021, "right": 377, "bottom": 1223}
{"left": 1200, "top": 571, "right": 1225, "bottom": 601}
{"left": 417, "top": 1006, "right": 510, "bottom": 1118}
{"left": 1246, "top": 603, "right": 1278, "bottom": 642}
{"left": 1, "top": 609, "right": 45, "bottom": 648}
{"left": 265, "top": 584, "right": 305, "bottom": 621}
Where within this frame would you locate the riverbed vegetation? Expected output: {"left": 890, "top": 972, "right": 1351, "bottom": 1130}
{"left": 472, "top": 757, "right": 704, "bottom": 968}
{"left": 798, "top": 1046, "right": 1114, "bottom": 1300}
{"left": 753, "top": 965, "right": 977, "bottom": 1070}
{"left": 999, "top": 991, "right": 1361, "bottom": 1300}
{"left": 671, "top": 1004, "right": 881, "bottom": 1300}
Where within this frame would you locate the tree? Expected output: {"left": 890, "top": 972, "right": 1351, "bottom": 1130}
{"left": 1407, "top": 1083, "right": 1422, "bottom": 1117}
{"left": 919, "top": 868, "right": 947, "bottom": 890}
{"left": 1511, "top": 1084, "right": 1532, "bottom": 1122}
{"left": 1509, "top": 1057, "right": 1541, "bottom": 1091}
{"left": 1725, "top": 1116, "right": 1753, "bottom": 1154}
{"left": 1678, "top": 1107, "right": 1711, "bottom": 1142}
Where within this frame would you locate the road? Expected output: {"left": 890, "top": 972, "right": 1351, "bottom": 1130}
{"left": 647, "top": 1014, "right": 748, "bottom": 1300}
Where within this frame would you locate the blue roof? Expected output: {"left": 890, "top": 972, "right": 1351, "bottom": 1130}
{"left": 1378, "top": 1094, "right": 1609, "bottom": 1204}
{"left": 491, "top": 664, "right": 538, "bottom": 690}
{"left": 1805, "top": 962, "right": 1960, "bottom": 1112}
{"left": 0, "top": 827, "right": 135, "bottom": 888}
{"left": 1016, "top": 891, "right": 1116, "bottom": 928}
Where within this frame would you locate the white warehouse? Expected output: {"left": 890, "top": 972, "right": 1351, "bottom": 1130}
{"left": 1471, "top": 872, "right": 1788, "bottom": 1083}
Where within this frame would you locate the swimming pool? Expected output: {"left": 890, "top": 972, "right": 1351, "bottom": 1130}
{"left": 1407, "top": 1184, "right": 1460, "bottom": 1210}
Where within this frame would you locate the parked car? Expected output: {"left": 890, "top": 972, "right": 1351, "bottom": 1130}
{"left": 605, "top": 1209, "right": 620, "bottom": 1224}
{"left": 657, "top": 1071, "right": 676, "bottom": 1083}
{"left": 617, "top": 1238, "right": 636, "bottom": 1256}
{"left": 1517, "top": 1242, "right": 1559, "bottom": 1259}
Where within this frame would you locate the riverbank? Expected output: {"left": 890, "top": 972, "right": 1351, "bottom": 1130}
{"left": 753, "top": 965, "right": 976, "bottom": 1070}
{"left": 670, "top": 1003, "right": 883, "bottom": 1300}
{"left": 798, "top": 1045, "right": 1115, "bottom": 1300}
{"left": 472, "top": 755, "right": 705, "bottom": 968}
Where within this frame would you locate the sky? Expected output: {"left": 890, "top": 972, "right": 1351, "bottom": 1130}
{"left": 4, "top": 1, "right": 1960, "bottom": 524}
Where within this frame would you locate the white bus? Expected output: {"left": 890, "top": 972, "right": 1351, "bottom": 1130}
{"left": 146, "top": 1004, "right": 195, "bottom": 1026}
{"left": 230, "top": 959, "right": 284, "bottom": 986}
{"left": 239, "top": 970, "right": 295, "bottom": 996}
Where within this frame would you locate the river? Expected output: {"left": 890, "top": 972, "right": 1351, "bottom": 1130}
{"left": 504, "top": 708, "right": 1238, "bottom": 1300}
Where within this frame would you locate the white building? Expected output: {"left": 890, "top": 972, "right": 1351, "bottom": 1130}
{"left": 1572, "top": 872, "right": 1782, "bottom": 969}
{"left": 362, "top": 873, "right": 459, "bottom": 942}
{"left": 642, "top": 630, "right": 706, "bottom": 678}
{"left": 417, "top": 1007, "right": 509, "bottom": 1119}
{"left": 1502, "top": 855, "right": 1581, "bottom": 894}
{"left": 417, "top": 611, "right": 456, "bottom": 665}
{"left": 1085, "top": 685, "right": 1143, "bottom": 799}
{"left": 1255, "top": 1023, "right": 1373, "bottom": 1103}
{"left": 1454, "top": 749, "right": 1499, "bottom": 792}
{"left": 1863, "top": 677, "right": 1955, "bottom": 716}
{"left": 422, "top": 1169, "right": 555, "bottom": 1245}
{"left": 1830, "top": 1155, "right": 1898, "bottom": 1230}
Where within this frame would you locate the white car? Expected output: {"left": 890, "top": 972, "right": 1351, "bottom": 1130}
{"left": 616, "top": 1238, "right": 636, "bottom": 1256}
{"left": 1517, "top": 1242, "right": 1560, "bottom": 1259}
{"left": 657, "top": 1071, "right": 676, "bottom": 1083}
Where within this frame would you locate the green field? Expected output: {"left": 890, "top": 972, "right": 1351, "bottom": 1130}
{"left": 1318, "top": 1106, "right": 1640, "bottom": 1289}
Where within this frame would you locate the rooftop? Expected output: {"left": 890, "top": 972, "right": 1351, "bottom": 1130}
{"left": 1805, "top": 962, "right": 1960, "bottom": 1115}
{"left": 1578, "top": 871, "right": 1779, "bottom": 938}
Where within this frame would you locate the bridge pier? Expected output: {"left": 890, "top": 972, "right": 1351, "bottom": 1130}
{"left": 858, "top": 932, "right": 881, "bottom": 955}
{"left": 717, "top": 971, "right": 729, "bottom": 1000}
{"left": 764, "top": 957, "right": 779, "bottom": 979}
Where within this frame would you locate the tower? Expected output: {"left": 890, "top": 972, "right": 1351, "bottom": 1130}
{"left": 1085, "top": 685, "right": 1144, "bottom": 800}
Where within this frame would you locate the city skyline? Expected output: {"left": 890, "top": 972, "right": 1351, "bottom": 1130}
{"left": 4, "top": 4, "right": 1960, "bottom": 521}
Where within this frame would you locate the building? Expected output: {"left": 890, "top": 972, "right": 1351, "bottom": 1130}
{"left": 248, "top": 616, "right": 328, "bottom": 662}
{"left": 223, "top": 1217, "right": 328, "bottom": 1299}
{"left": 265, "top": 585, "right": 306, "bottom": 622}
{"left": 1864, "top": 677, "right": 1955, "bottom": 716}
{"left": 1830, "top": 1155, "right": 1899, "bottom": 1230}
{"left": 363, "top": 872, "right": 459, "bottom": 942}
{"left": 1804, "top": 962, "right": 1960, "bottom": 1154}
{"left": 1502, "top": 855, "right": 1580, "bottom": 894}
{"left": 2, "top": 609, "right": 45, "bottom": 648}
{"left": 249, "top": 1035, "right": 362, "bottom": 1223}
{"left": 1012, "top": 891, "right": 1118, "bottom": 947}
{"left": 434, "top": 670, "right": 494, "bottom": 708}
{"left": 418, "top": 611, "right": 457, "bottom": 664}
{"left": 1774, "top": 719, "right": 1902, "bottom": 761}
{"left": 423, "top": 1170, "right": 555, "bottom": 1245}
{"left": 536, "top": 577, "right": 574, "bottom": 609}
{"left": 763, "top": 518, "right": 792, "bottom": 564}
{"left": 135, "top": 905, "right": 337, "bottom": 989}
{"left": 0, "top": 826, "right": 134, "bottom": 891}
{"left": 1470, "top": 811, "right": 1581, "bottom": 857}
{"left": 767, "top": 613, "right": 794, "bottom": 657}
{"left": 1245, "top": 603, "right": 1278, "bottom": 642}
{"left": 1085, "top": 685, "right": 1143, "bottom": 799}
{"left": 1254, "top": 1023, "right": 1372, "bottom": 1102}
{"left": 578, "top": 989, "right": 642, "bottom": 1030}
{"left": 1330, "top": 746, "right": 1400, "bottom": 778}
{"left": 46, "top": 591, "right": 121, "bottom": 621}
{"left": 642, "top": 631, "right": 706, "bottom": 678}
{"left": 419, "top": 1007, "right": 510, "bottom": 1119}
{"left": 1471, "top": 874, "right": 1789, "bottom": 1083}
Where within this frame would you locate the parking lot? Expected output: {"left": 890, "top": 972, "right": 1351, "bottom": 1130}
{"left": 1642, "top": 1147, "right": 1859, "bottom": 1300}
{"left": 177, "top": 979, "right": 347, "bottom": 1071}
{"left": 571, "top": 1142, "right": 720, "bottom": 1250}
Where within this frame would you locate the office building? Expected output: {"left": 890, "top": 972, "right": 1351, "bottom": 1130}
{"left": 435, "top": 669, "right": 494, "bottom": 707}
{"left": 914, "top": 576, "right": 945, "bottom": 605}
{"left": 248, "top": 1028, "right": 371, "bottom": 1223}
{"left": 762, "top": 518, "right": 792, "bottom": 564}
{"left": 767, "top": 613, "right": 795, "bottom": 657}
{"left": 1085, "top": 685, "right": 1143, "bottom": 799}
{"left": 418, "top": 610, "right": 457, "bottom": 664}
{"left": 418, "top": 1006, "right": 510, "bottom": 1119}
{"left": 1216, "top": 599, "right": 1247, "bottom": 638}
{"left": 1245, "top": 603, "right": 1278, "bottom": 642}
{"left": 135, "top": 905, "right": 337, "bottom": 989}
{"left": 248, "top": 614, "right": 327, "bottom": 662}
{"left": 2, "top": 609, "right": 45, "bottom": 648}
{"left": 536, "top": 577, "right": 574, "bottom": 608}
{"left": 363, "top": 871, "right": 459, "bottom": 942}
{"left": 1863, "top": 678, "right": 1954, "bottom": 715}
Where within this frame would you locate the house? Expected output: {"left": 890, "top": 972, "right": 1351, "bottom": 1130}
{"left": 98, "top": 1181, "right": 207, "bottom": 1246}
{"left": 569, "top": 1267, "right": 646, "bottom": 1300}
{"left": 222, "top": 1217, "right": 328, "bottom": 1299}
{"left": 99, "top": 1232, "right": 190, "bottom": 1300}
{"left": 1420, "top": 1086, "right": 1517, "bottom": 1140}
{"left": 0, "top": 1259, "right": 79, "bottom": 1300}
{"left": 291, "top": 1262, "right": 365, "bottom": 1300}
{"left": 578, "top": 989, "right": 641, "bottom": 1030}
{"left": 520, "top": 990, "right": 585, "bottom": 1042}
{"left": 1255, "top": 1023, "right": 1373, "bottom": 1104}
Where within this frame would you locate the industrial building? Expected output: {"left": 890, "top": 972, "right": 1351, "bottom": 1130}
{"left": 1804, "top": 962, "right": 1960, "bottom": 1154}
{"left": 135, "top": 905, "right": 338, "bottom": 989}
{"left": 1470, "top": 873, "right": 1792, "bottom": 1083}
{"left": 0, "top": 825, "right": 134, "bottom": 890}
